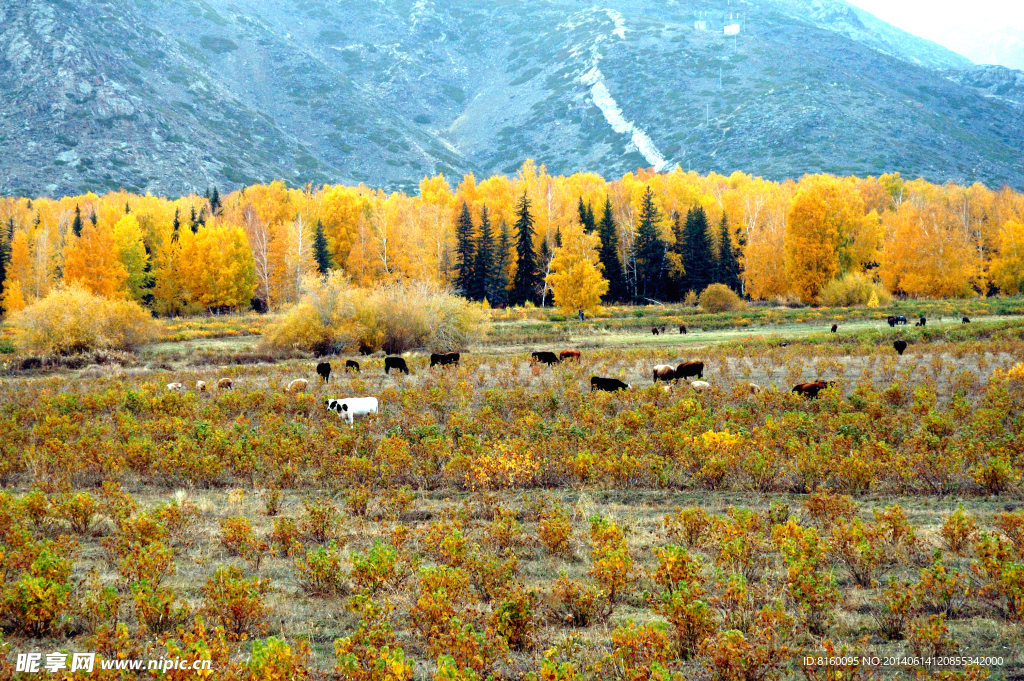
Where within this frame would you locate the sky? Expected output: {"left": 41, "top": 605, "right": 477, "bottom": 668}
{"left": 845, "top": 0, "right": 1024, "bottom": 68}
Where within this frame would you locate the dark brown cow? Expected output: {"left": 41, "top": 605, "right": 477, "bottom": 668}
{"left": 680, "top": 324, "right": 687, "bottom": 334}
{"left": 430, "top": 352, "right": 460, "bottom": 368}
{"left": 830, "top": 324, "right": 837, "bottom": 333}
{"left": 345, "top": 359, "right": 360, "bottom": 373}
{"left": 652, "top": 327, "right": 660, "bottom": 336}
{"left": 962, "top": 316, "right": 970, "bottom": 324}
{"left": 385, "top": 356, "right": 410, "bottom": 374}
{"left": 531, "top": 351, "right": 559, "bottom": 365}
{"left": 792, "top": 380, "right": 832, "bottom": 398}
{"left": 660, "top": 326, "right": 666, "bottom": 334}
{"left": 893, "top": 340, "right": 908, "bottom": 356}
{"left": 676, "top": 361, "right": 704, "bottom": 380}
{"left": 652, "top": 365, "right": 675, "bottom": 383}
{"left": 591, "top": 376, "right": 630, "bottom": 392}
{"left": 559, "top": 350, "right": 581, "bottom": 362}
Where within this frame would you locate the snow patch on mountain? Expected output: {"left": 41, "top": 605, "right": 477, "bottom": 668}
{"left": 575, "top": 9, "right": 670, "bottom": 171}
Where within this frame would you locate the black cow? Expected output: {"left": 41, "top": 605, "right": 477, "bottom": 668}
{"left": 345, "top": 359, "right": 360, "bottom": 373}
{"left": 591, "top": 376, "right": 630, "bottom": 392}
{"left": 316, "top": 361, "right": 331, "bottom": 383}
{"left": 962, "top": 316, "right": 970, "bottom": 324}
{"left": 660, "top": 326, "right": 667, "bottom": 334}
{"left": 896, "top": 315, "right": 908, "bottom": 325}
{"left": 893, "top": 340, "right": 907, "bottom": 356}
{"left": 680, "top": 324, "right": 688, "bottom": 334}
{"left": 830, "top": 324, "right": 837, "bottom": 333}
{"left": 919, "top": 317, "right": 926, "bottom": 327}
{"left": 676, "top": 361, "right": 704, "bottom": 380}
{"left": 384, "top": 356, "right": 410, "bottom": 374}
{"left": 358, "top": 344, "right": 374, "bottom": 356}
{"left": 887, "top": 316, "right": 897, "bottom": 327}
{"left": 652, "top": 327, "right": 660, "bottom": 336}
{"left": 431, "top": 352, "right": 460, "bottom": 368}
{"left": 531, "top": 351, "right": 560, "bottom": 365}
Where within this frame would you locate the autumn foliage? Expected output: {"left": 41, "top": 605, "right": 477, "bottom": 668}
{"left": 9, "top": 285, "right": 158, "bottom": 354}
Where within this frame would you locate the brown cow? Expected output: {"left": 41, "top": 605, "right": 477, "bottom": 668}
{"left": 652, "top": 327, "right": 660, "bottom": 336}
{"left": 652, "top": 365, "right": 675, "bottom": 383}
{"left": 679, "top": 324, "right": 687, "bottom": 334}
{"left": 676, "top": 361, "right": 704, "bottom": 380}
{"left": 792, "top": 380, "right": 832, "bottom": 398}
{"left": 559, "top": 350, "right": 581, "bottom": 362}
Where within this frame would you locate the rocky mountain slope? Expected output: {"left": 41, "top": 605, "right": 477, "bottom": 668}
{"left": 2, "top": 0, "right": 1023, "bottom": 198}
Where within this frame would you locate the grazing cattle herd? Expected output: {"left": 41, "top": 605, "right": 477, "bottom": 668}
{"left": 159, "top": 314, "right": 941, "bottom": 429}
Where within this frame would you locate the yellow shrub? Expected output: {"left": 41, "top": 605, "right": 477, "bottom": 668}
{"left": 264, "top": 274, "right": 486, "bottom": 354}
{"left": 819, "top": 272, "right": 892, "bottom": 308}
{"left": 9, "top": 285, "right": 158, "bottom": 354}
{"left": 699, "top": 284, "right": 744, "bottom": 313}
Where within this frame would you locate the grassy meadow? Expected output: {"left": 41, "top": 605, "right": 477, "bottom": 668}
{"left": 0, "top": 301, "right": 1022, "bottom": 679}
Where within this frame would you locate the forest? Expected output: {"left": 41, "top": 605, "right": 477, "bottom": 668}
{"left": 2, "top": 162, "right": 1024, "bottom": 321}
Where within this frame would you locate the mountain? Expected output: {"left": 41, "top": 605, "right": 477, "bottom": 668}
{"left": 2, "top": 0, "right": 1024, "bottom": 199}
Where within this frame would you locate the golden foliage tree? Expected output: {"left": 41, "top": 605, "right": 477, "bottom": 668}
{"left": 784, "top": 175, "right": 873, "bottom": 303}
{"left": 63, "top": 221, "right": 128, "bottom": 298}
{"left": 546, "top": 221, "right": 608, "bottom": 314}
{"left": 988, "top": 220, "right": 1024, "bottom": 295}
{"left": 879, "top": 202, "right": 981, "bottom": 298}
{"left": 112, "top": 214, "right": 151, "bottom": 302}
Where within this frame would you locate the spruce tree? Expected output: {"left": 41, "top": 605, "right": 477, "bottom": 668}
{"left": 492, "top": 221, "right": 511, "bottom": 308}
{"left": 89, "top": 211, "right": 97, "bottom": 226}
{"left": 454, "top": 202, "right": 476, "bottom": 297}
{"left": 511, "top": 192, "right": 539, "bottom": 306}
{"left": 472, "top": 206, "right": 495, "bottom": 302}
{"left": 189, "top": 206, "right": 198, "bottom": 234}
{"left": 313, "top": 219, "right": 332, "bottom": 274}
{"left": 0, "top": 219, "right": 11, "bottom": 313}
{"left": 716, "top": 212, "right": 742, "bottom": 292}
{"left": 210, "top": 186, "right": 222, "bottom": 216}
{"left": 171, "top": 208, "right": 180, "bottom": 242}
{"left": 666, "top": 212, "right": 686, "bottom": 302}
{"left": 632, "top": 187, "right": 666, "bottom": 301}
{"left": 578, "top": 198, "right": 596, "bottom": 234}
{"left": 72, "top": 205, "right": 83, "bottom": 238}
{"left": 125, "top": 201, "right": 131, "bottom": 214}
{"left": 681, "top": 205, "right": 715, "bottom": 296}
{"left": 597, "top": 196, "right": 628, "bottom": 303}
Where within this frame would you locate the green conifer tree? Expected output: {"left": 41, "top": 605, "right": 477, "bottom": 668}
{"left": 598, "top": 196, "right": 628, "bottom": 303}
{"left": 681, "top": 205, "right": 715, "bottom": 297}
{"left": 313, "top": 219, "right": 332, "bottom": 274}
{"left": 454, "top": 202, "right": 476, "bottom": 297}
{"left": 632, "top": 187, "right": 666, "bottom": 301}
{"left": 72, "top": 205, "right": 83, "bottom": 238}
{"left": 472, "top": 206, "right": 495, "bottom": 302}
{"left": 511, "top": 192, "right": 539, "bottom": 306}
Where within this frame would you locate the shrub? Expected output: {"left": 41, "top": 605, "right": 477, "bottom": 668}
{"left": 548, "top": 576, "right": 604, "bottom": 628}
{"left": 9, "top": 285, "right": 158, "bottom": 354}
{"left": 298, "top": 497, "right": 343, "bottom": 545}
{"left": 247, "top": 636, "right": 313, "bottom": 680}
{"left": 220, "top": 516, "right": 255, "bottom": 556}
{"left": 537, "top": 505, "right": 572, "bottom": 556}
{"left": 819, "top": 272, "right": 892, "bottom": 308}
{"left": 264, "top": 274, "right": 486, "bottom": 354}
{"left": 587, "top": 514, "right": 633, "bottom": 604}
{"left": 492, "top": 589, "right": 537, "bottom": 650}
{"left": 350, "top": 541, "right": 403, "bottom": 593}
{"left": 54, "top": 492, "right": 98, "bottom": 535}
{"left": 295, "top": 542, "right": 347, "bottom": 596}
{"left": 699, "top": 284, "right": 744, "bottom": 313}
{"left": 201, "top": 565, "right": 271, "bottom": 640}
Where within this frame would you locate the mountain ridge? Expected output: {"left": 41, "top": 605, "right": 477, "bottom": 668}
{"left": 2, "top": 0, "right": 1023, "bottom": 199}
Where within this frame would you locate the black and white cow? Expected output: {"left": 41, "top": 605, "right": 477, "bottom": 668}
{"left": 325, "top": 397, "right": 379, "bottom": 427}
